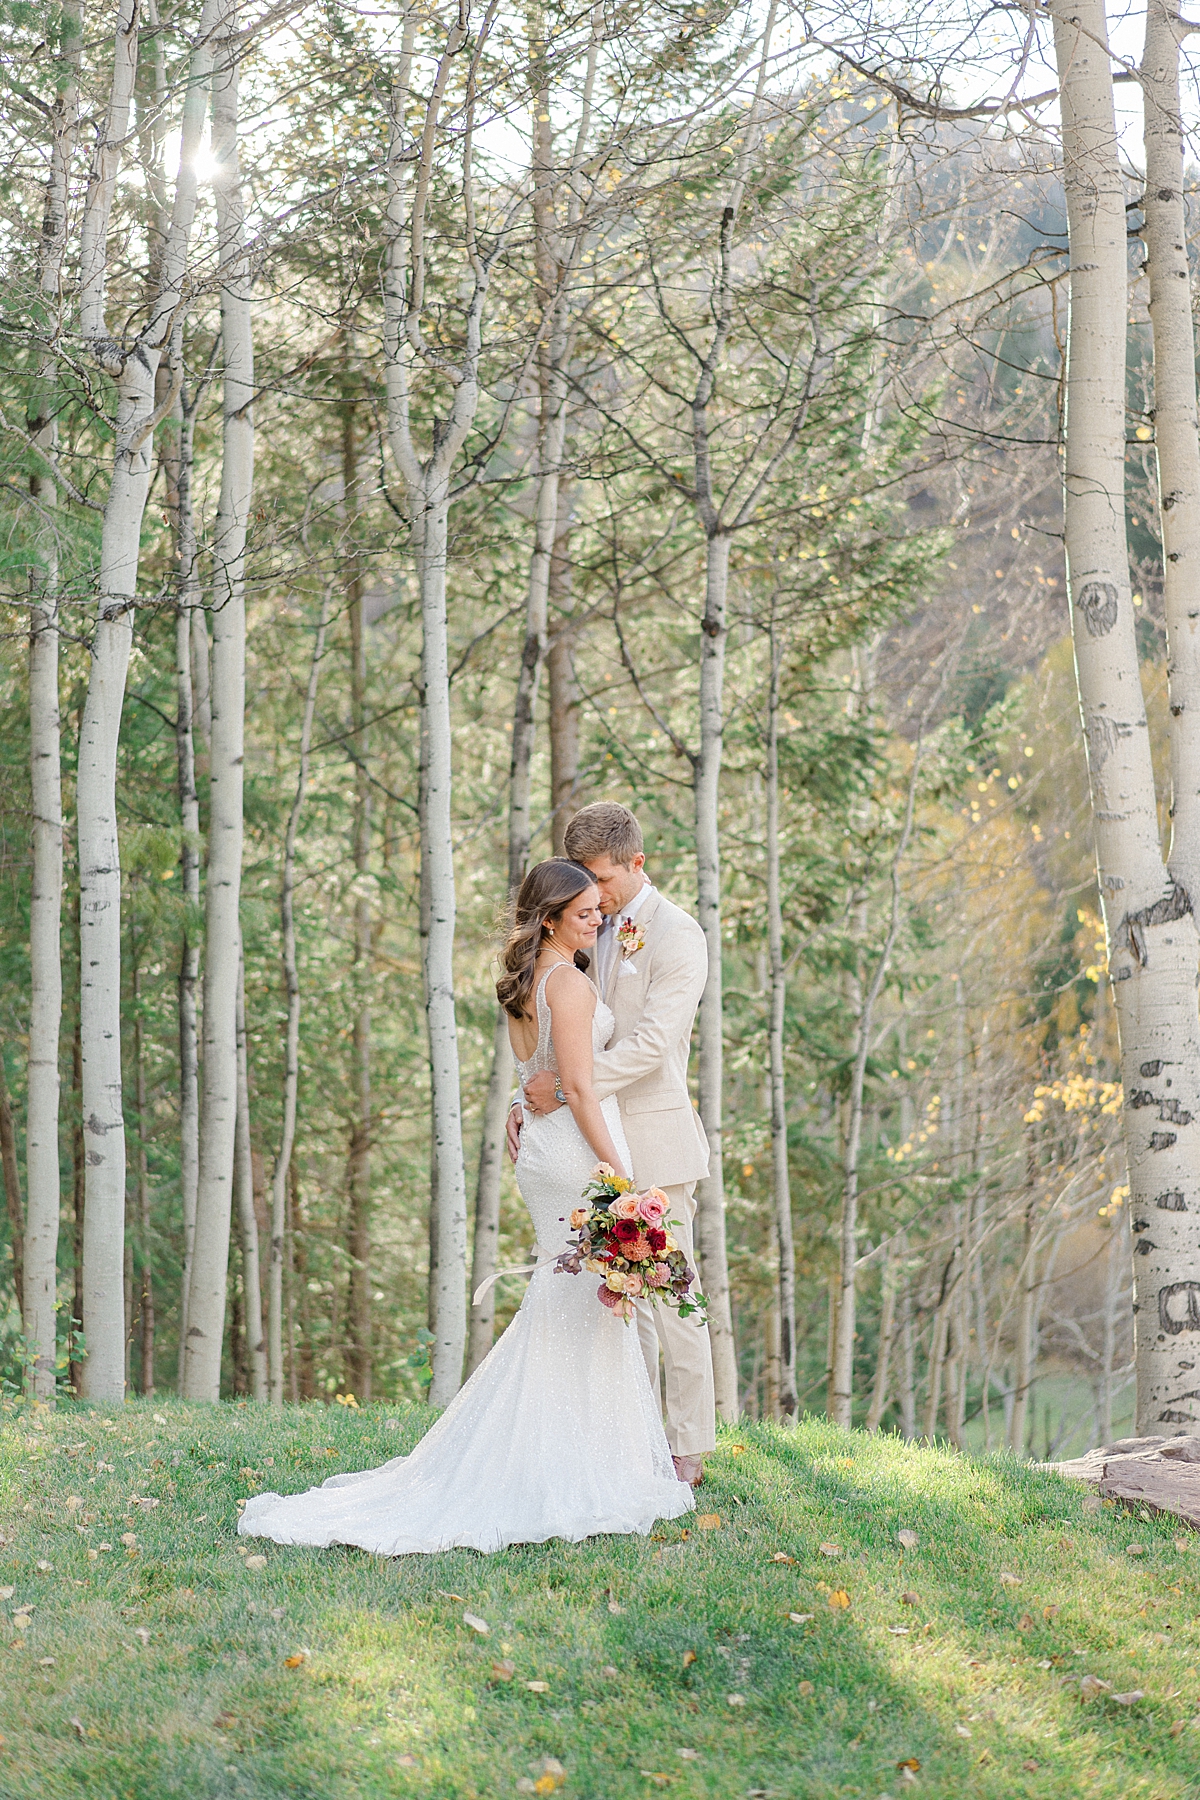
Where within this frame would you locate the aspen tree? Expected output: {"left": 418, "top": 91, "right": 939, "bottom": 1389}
{"left": 234, "top": 955, "right": 266, "bottom": 1400}
{"left": 382, "top": 3, "right": 500, "bottom": 1403}
{"left": 765, "top": 619, "right": 798, "bottom": 1416}
{"left": 77, "top": 0, "right": 219, "bottom": 1400}
{"left": 267, "top": 589, "right": 330, "bottom": 1404}
{"left": 24, "top": 0, "right": 80, "bottom": 1403}
{"left": 183, "top": 0, "right": 255, "bottom": 1399}
{"left": 1051, "top": 0, "right": 1200, "bottom": 1432}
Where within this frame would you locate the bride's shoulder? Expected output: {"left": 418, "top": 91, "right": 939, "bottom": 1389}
{"left": 542, "top": 961, "right": 595, "bottom": 1009}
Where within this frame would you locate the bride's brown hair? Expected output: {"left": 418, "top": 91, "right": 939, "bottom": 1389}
{"left": 496, "top": 858, "right": 597, "bottom": 1019}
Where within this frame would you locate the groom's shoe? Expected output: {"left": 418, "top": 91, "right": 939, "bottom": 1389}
{"left": 673, "top": 1454, "right": 704, "bottom": 1487}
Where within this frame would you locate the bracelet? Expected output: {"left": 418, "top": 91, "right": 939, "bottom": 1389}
{"left": 554, "top": 1081, "right": 567, "bottom": 1105}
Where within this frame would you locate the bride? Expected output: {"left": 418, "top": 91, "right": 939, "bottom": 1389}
{"left": 239, "top": 857, "right": 693, "bottom": 1555}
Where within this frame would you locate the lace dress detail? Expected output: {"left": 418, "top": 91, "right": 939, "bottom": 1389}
{"left": 239, "top": 963, "right": 691, "bottom": 1556}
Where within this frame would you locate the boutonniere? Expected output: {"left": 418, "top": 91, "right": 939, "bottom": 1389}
{"left": 616, "top": 916, "right": 646, "bottom": 960}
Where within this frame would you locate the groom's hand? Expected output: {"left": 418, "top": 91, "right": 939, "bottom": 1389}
{"left": 522, "top": 1070, "right": 562, "bottom": 1116}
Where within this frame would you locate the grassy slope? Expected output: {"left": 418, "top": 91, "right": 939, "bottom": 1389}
{"left": 3, "top": 1400, "right": 1199, "bottom": 1800}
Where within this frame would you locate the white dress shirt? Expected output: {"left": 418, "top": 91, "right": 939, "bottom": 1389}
{"left": 594, "top": 879, "right": 654, "bottom": 993}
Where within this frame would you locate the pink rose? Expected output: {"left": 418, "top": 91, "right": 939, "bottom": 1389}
{"left": 613, "top": 1195, "right": 640, "bottom": 1220}
{"left": 637, "top": 1189, "right": 668, "bottom": 1224}
{"left": 569, "top": 1208, "right": 588, "bottom": 1230}
{"left": 624, "top": 1273, "right": 644, "bottom": 1298}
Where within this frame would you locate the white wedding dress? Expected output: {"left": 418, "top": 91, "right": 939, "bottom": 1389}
{"left": 239, "top": 966, "right": 693, "bottom": 1555}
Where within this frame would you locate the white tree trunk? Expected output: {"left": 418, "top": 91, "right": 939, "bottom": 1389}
{"left": 1052, "top": 0, "right": 1200, "bottom": 1434}
{"left": 235, "top": 953, "right": 266, "bottom": 1399}
{"left": 694, "top": 531, "right": 739, "bottom": 1419}
{"left": 183, "top": 8, "right": 254, "bottom": 1398}
{"left": 382, "top": 11, "right": 495, "bottom": 1405}
{"left": 76, "top": 0, "right": 219, "bottom": 1402}
{"left": 269, "top": 588, "right": 330, "bottom": 1404}
{"left": 765, "top": 622, "right": 797, "bottom": 1417}
{"left": 173, "top": 381, "right": 202, "bottom": 1385}
{"left": 24, "top": 0, "right": 79, "bottom": 1407}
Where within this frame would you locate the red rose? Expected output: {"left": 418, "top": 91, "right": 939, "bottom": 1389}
{"left": 646, "top": 1227, "right": 667, "bottom": 1254}
{"left": 612, "top": 1218, "right": 640, "bottom": 1243}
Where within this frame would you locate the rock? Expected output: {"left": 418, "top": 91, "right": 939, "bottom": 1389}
{"left": 1046, "top": 1438, "right": 1200, "bottom": 1530}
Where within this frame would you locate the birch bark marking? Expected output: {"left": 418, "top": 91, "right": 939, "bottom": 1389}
{"left": 765, "top": 621, "right": 797, "bottom": 1416}
{"left": 383, "top": 6, "right": 498, "bottom": 1404}
{"left": 1052, "top": 0, "right": 1200, "bottom": 1433}
{"left": 77, "top": 0, "right": 220, "bottom": 1400}
{"left": 235, "top": 955, "right": 266, "bottom": 1399}
{"left": 25, "top": 0, "right": 80, "bottom": 1403}
{"left": 184, "top": 3, "right": 254, "bottom": 1399}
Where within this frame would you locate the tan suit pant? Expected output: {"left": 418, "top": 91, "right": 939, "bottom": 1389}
{"left": 635, "top": 1181, "right": 717, "bottom": 1457}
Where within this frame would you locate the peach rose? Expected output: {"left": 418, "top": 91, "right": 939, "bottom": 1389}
{"left": 592, "top": 1162, "right": 615, "bottom": 1179}
{"left": 637, "top": 1189, "right": 668, "bottom": 1224}
{"left": 613, "top": 1194, "right": 641, "bottom": 1220}
{"left": 624, "top": 1273, "right": 644, "bottom": 1298}
{"left": 570, "top": 1207, "right": 588, "bottom": 1230}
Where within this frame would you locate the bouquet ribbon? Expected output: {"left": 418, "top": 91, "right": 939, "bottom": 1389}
{"left": 471, "top": 1242, "right": 568, "bottom": 1308}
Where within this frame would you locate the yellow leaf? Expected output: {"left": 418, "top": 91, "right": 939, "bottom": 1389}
{"left": 284, "top": 1653, "right": 307, "bottom": 1668}
{"left": 245, "top": 1555, "right": 267, "bottom": 1571}
{"left": 525, "top": 1680, "right": 550, "bottom": 1693}
{"left": 728, "top": 1445, "right": 746, "bottom": 1456}
{"left": 682, "top": 1649, "right": 696, "bottom": 1668}
{"left": 829, "top": 1590, "right": 850, "bottom": 1610}
{"left": 770, "top": 1552, "right": 795, "bottom": 1565}
{"left": 696, "top": 1514, "right": 721, "bottom": 1530}
{"left": 1043, "top": 1604, "right": 1059, "bottom": 1621}
{"left": 896, "top": 1758, "right": 921, "bottom": 1773}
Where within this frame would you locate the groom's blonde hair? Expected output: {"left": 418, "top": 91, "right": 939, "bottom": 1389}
{"left": 564, "top": 801, "right": 644, "bottom": 865}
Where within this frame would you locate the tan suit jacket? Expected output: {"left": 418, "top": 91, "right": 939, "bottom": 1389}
{"left": 589, "top": 887, "right": 710, "bottom": 1190}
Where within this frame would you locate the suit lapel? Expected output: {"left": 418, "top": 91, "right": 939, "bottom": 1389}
{"left": 606, "top": 888, "right": 663, "bottom": 1006}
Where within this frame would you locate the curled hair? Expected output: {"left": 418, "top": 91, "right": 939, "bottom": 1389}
{"left": 496, "top": 858, "right": 596, "bottom": 1019}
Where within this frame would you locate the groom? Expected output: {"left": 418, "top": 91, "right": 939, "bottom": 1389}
{"left": 508, "top": 801, "right": 716, "bottom": 1485}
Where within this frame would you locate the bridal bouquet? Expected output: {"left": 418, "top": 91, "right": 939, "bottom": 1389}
{"left": 554, "top": 1164, "right": 707, "bottom": 1324}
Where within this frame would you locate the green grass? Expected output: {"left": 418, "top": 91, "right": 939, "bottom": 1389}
{"left": 3, "top": 1399, "right": 1200, "bottom": 1800}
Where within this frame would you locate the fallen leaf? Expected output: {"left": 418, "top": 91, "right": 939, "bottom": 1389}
{"left": 798, "top": 1680, "right": 814, "bottom": 1697}
{"left": 1043, "top": 1605, "right": 1059, "bottom": 1621}
{"left": 152, "top": 1412, "right": 166, "bottom": 1424}
{"left": 677, "top": 1748, "right": 700, "bottom": 1760}
{"left": 1170, "top": 1719, "right": 1186, "bottom": 1737}
{"left": 682, "top": 1649, "right": 697, "bottom": 1668}
{"left": 1175, "top": 1538, "right": 1190, "bottom": 1553}
{"left": 37, "top": 1656, "right": 55, "bottom": 1667}
{"left": 283, "top": 1653, "right": 307, "bottom": 1668}
{"left": 69, "top": 1717, "right": 86, "bottom": 1741}
{"left": 1079, "top": 1675, "right": 1111, "bottom": 1701}
{"left": 695, "top": 1514, "right": 721, "bottom": 1531}
{"left": 888, "top": 1626, "right": 910, "bottom": 1635}
{"left": 999, "top": 1572, "right": 1021, "bottom": 1588}
{"left": 726, "top": 1693, "right": 746, "bottom": 1706}
{"left": 270, "top": 1607, "right": 285, "bottom": 1620}
{"left": 491, "top": 1658, "right": 515, "bottom": 1680}
{"left": 639, "top": 1778, "right": 672, "bottom": 1790}
{"left": 819, "top": 1542, "right": 841, "bottom": 1558}
{"left": 462, "top": 1611, "right": 489, "bottom": 1635}
{"left": 35, "top": 1560, "right": 52, "bottom": 1573}
{"left": 898, "top": 1529, "right": 918, "bottom": 1551}
{"left": 65, "top": 1497, "right": 82, "bottom": 1512}
{"left": 976, "top": 1749, "right": 992, "bottom": 1765}
{"left": 0, "top": 1590, "right": 11, "bottom": 1602}
{"left": 533, "top": 1762, "right": 566, "bottom": 1794}
{"left": 901, "top": 1591, "right": 919, "bottom": 1606}
{"left": 525, "top": 1680, "right": 550, "bottom": 1693}
{"left": 1022, "top": 1761, "right": 1039, "bottom": 1773}
{"left": 896, "top": 1757, "right": 921, "bottom": 1772}
{"left": 729, "top": 1445, "right": 747, "bottom": 1456}
{"left": 86, "top": 1550, "right": 98, "bottom": 1562}
{"left": 244, "top": 1555, "right": 267, "bottom": 1571}
{"left": 1126, "top": 1544, "right": 1146, "bottom": 1557}
{"left": 955, "top": 1724, "right": 971, "bottom": 1738}
{"left": 770, "top": 1552, "right": 796, "bottom": 1564}
{"left": 828, "top": 1590, "right": 851, "bottom": 1610}
{"left": 435, "top": 1591, "right": 466, "bottom": 1603}
{"left": 600, "top": 1665, "right": 619, "bottom": 1678}
{"left": 119, "top": 1534, "right": 136, "bottom": 1550}
{"left": 213, "top": 1713, "right": 237, "bottom": 1731}
{"left": 1111, "top": 1689, "right": 1144, "bottom": 1706}
{"left": 134, "top": 1627, "right": 150, "bottom": 1646}
{"left": 787, "top": 1612, "right": 815, "bottom": 1624}
{"left": 1017, "top": 1614, "right": 1034, "bottom": 1632}
{"left": 1058, "top": 1537, "right": 1075, "bottom": 1552}
{"left": 607, "top": 1600, "right": 624, "bottom": 1615}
